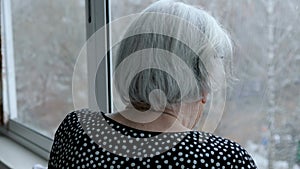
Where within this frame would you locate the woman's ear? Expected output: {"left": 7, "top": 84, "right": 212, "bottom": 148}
{"left": 201, "top": 97, "right": 206, "bottom": 104}
{"left": 201, "top": 92, "right": 208, "bottom": 104}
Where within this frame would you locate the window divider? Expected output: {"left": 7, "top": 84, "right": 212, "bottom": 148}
{"left": 86, "top": 0, "right": 112, "bottom": 113}
{"left": 1, "top": 0, "right": 18, "bottom": 120}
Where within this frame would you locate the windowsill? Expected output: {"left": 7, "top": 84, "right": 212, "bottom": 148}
{"left": 0, "top": 134, "right": 47, "bottom": 169}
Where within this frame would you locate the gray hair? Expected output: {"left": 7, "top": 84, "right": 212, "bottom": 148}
{"left": 113, "top": 0, "right": 233, "bottom": 111}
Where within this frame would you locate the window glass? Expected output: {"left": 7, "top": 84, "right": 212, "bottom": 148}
{"left": 110, "top": 0, "right": 157, "bottom": 44}
{"left": 110, "top": 0, "right": 300, "bottom": 168}
{"left": 11, "top": 0, "right": 86, "bottom": 137}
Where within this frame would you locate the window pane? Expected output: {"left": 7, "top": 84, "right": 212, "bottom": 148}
{"left": 110, "top": 0, "right": 300, "bottom": 168}
{"left": 11, "top": 0, "right": 86, "bottom": 137}
{"left": 110, "top": 0, "right": 157, "bottom": 39}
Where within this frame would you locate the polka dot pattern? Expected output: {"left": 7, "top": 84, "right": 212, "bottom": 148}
{"left": 48, "top": 109, "right": 257, "bottom": 168}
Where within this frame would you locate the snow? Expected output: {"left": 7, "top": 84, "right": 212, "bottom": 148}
{"left": 246, "top": 141, "right": 300, "bottom": 169}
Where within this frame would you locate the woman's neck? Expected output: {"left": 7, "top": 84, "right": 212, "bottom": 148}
{"left": 107, "top": 109, "right": 192, "bottom": 133}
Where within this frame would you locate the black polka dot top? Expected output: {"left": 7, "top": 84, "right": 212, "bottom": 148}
{"left": 48, "top": 109, "right": 257, "bottom": 169}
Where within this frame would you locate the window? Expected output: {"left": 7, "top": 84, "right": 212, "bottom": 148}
{"left": 1, "top": 0, "right": 300, "bottom": 168}
{"left": 1, "top": 0, "right": 111, "bottom": 160}
{"left": 109, "top": 0, "right": 300, "bottom": 169}
{"left": 1, "top": 0, "right": 93, "bottom": 160}
{"left": 10, "top": 0, "right": 86, "bottom": 138}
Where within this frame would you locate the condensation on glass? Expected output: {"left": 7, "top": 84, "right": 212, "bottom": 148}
{"left": 11, "top": 0, "right": 87, "bottom": 137}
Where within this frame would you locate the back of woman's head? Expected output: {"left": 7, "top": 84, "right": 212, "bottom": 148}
{"left": 114, "top": 0, "right": 232, "bottom": 111}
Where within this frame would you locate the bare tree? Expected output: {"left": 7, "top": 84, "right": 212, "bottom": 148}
{"left": 262, "top": 0, "right": 300, "bottom": 168}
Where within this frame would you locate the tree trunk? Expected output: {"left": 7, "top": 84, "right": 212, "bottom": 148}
{"left": 266, "top": 0, "right": 276, "bottom": 168}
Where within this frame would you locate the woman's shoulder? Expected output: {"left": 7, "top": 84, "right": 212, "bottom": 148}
{"left": 53, "top": 109, "right": 98, "bottom": 137}
{"left": 61, "top": 108, "right": 102, "bottom": 123}
{"left": 190, "top": 131, "right": 257, "bottom": 168}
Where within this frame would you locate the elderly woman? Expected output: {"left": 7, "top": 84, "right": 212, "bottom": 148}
{"left": 48, "top": 0, "right": 257, "bottom": 168}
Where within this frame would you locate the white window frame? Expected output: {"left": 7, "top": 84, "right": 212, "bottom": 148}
{"left": 0, "top": 0, "right": 112, "bottom": 160}
{"left": 86, "top": 0, "right": 112, "bottom": 113}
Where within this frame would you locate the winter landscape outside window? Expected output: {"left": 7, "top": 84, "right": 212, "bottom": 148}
{"left": 1, "top": 0, "right": 299, "bottom": 168}
{"left": 109, "top": 0, "right": 300, "bottom": 168}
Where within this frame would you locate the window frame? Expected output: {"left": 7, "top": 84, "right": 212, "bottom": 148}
{"left": 0, "top": 0, "right": 111, "bottom": 160}
{"left": 86, "top": 0, "right": 113, "bottom": 113}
